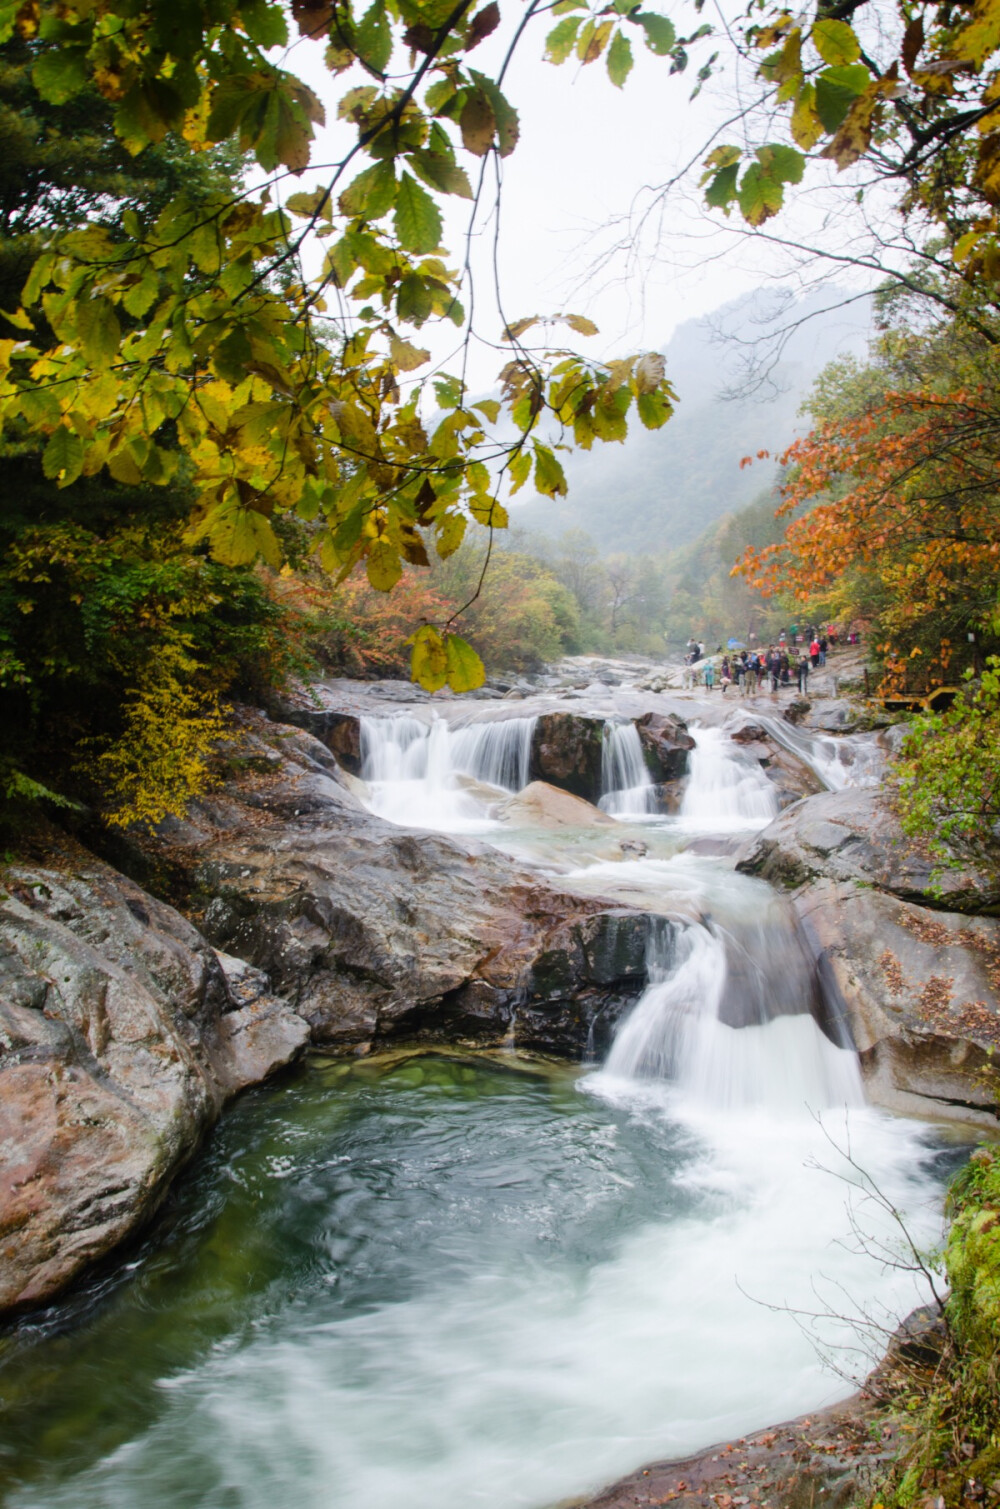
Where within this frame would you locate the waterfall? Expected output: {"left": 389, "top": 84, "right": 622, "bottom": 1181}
{"left": 679, "top": 725, "right": 778, "bottom": 830}
{"left": 602, "top": 919, "right": 863, "bottom": 1113}
{"left": 359, "top": 713, "right": 536, "bottom": 830}
{"left": 749, "top": 716, "right": 885, "bottom": 793}
{"left": 599, "top": 721, "right": 656, "bottom": 816}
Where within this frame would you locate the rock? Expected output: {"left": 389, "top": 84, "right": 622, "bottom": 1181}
{"left": 0, "top": 834, "right": 308, "bottom": 1315}
{"left": 492, "top": 781, "right": 617, "bottom": 830}
{"left": 783, "top": 697, "right": 811, "bottom": 724}
{"left": 726, "top": 722, "right": 824, "bottom": 807}
{"left": 796, "top": 878, "right": 1000, "bottom": 1125}
{"left": 117, "top": 710, "right": 652, "bottom": 1059}
{"left": 737, "top": 788, "right": 1000, "bottom": 914}
{"left": 636, "top": 712, "right": 695, "bottom": 781}
{"left": 529, "top": 713, "right": 606, "bottom": 802}
{"left": 270, "top": 709, "right": 363, "bottom": 773}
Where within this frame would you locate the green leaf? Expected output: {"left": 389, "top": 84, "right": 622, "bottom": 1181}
{"left": 637, "top": 390, "right": 673, "bottom": 429}
{"left": 397, "top": 273, "right": 433, "bottom": 323}
{"left": 241, "top": 0, "right": 289, "bottom": 48}
{"left": 32, "top": 47, "right": 88, "bottom": 104}
{"left": 390, "top": 335, "right": 431, "bottom": 370}
{"left": 508, "top": 449, "right": 532, "bottom": 493}
{"left": 286, "top": 188, "right": 333, "bottom": 219}
{"left": 705, "top": 161, "right": 738, "bottom": 209}
{"left": 812, "top": 19, "right": 860, "bottom": 66}
{"left": 469, "top": 496, "right": 509, "bottom": 527}
{"left": 814, "top": 64, "right": 869, "bottom": 132}
{"left": 411, "top": 624, "right": 448, "bottom": 690}
{"left": 340, "top": 160, "right": 397, "bottom": 219}
{"left": 367, "top": 538, "right": 403, "bottom": 591}
{"left": 756, "top": 142, "right": 805, "bottom": 184}
{"left": 207, "top": 75, "right": 261, "bottom": 143}
{"left": 459, "top": 88, "right": 496, "bottom": 156}
{"left": 409, "top": 150, "right": 474, "bottom": 199}
{"left": 394, "top": 172, "right": 442, "bottom": 253}
{"left": 445, "top": 633, "right": 485, "bottom": 692}
{"left": 122, "top": 270, "right": 160, "bottom": 318}
{"left": 737, "top": 162, "right": 784, "bottom": 226}
{"left": 634, "top": 11, "right": 676, "bottom": 55}
{"left": 533, "top": 443, "right": 568, "bottom": 497}
{"left": 606, "top": 29, "right": 634, "bottom": 87}
{"left": 545, "top": 16, "right": 582, "bottom": 62}
{"left": 196, "top": 504, "right": 282, "bottom": 568}
{"left": 435, "top": 511, "right": 467, "bottom": 558}
{"left": 76, "top": 296, "right": 121, "bottom": 366}
{"left": 41, "top": 426, "right": 84, "bottom": 488}
{"left": 473, "top": 398, "right": 501, "bottom": 423}
{"left": 355, "top": 2, "right": 393, "bottom": 73}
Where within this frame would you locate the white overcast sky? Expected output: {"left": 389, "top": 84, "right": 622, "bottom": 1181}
{"left": 274, "top": 2, "right": 885, "bottom": 391}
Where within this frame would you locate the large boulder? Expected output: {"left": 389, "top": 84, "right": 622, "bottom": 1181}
{"left": 737, "top": 787, "right": 1000, "bottom": 914}
{"left": 796, "top": 878, "right": 1000, "bottom": 1126}
{"left": 529, "top": 713, "right": 606, "bottom": 802}
{"left": 131, "top": 713, "right": 653, "bottom": 1055}
{"left": 0, "top": 833, "right": 308, "bottom": 1315}
{"left": 270, "top": 709, "right": 363, "bottom": 773}
{"left": 492, "top": 781, "right": 617, "bottom": 830}
{"left": 635, "top": 712, "right": 695, "bottom": 781}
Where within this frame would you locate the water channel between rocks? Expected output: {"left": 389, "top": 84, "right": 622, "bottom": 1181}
{"left": 0, "top": 700, "right": 966, "bottom": 1509}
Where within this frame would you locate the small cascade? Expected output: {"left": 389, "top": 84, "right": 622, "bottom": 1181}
{"left": 450, "top": 716, "right": 536, "bottom": 792}
{"left": 760, "top": 719, "right": 884, "bottom": 792}
{"left": 602, "top": 919, "right": 863, "bottom": 1113}
{"left": 599, "top": 721, "right": 657, "bottom": 816}
{"left": 359, "top": 713, "right": 536, "bottom": 831}
{"left": 678, "top": 725, "right": 778, "bottom": 830}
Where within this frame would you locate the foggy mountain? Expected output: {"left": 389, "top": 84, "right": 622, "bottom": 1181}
{"left": 511, "top": 286, "right": 873, "bottom": 555}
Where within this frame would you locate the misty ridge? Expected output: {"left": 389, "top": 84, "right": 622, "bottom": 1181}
{"left": 511, "top": 285, "right": 873, "bottom": 556}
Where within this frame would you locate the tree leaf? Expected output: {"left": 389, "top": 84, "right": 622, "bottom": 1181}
{"left": 637, "top": 389, "right": 673, "bottom": 428}
{"left": 606, "top": 29, "right": 634, "bottom": 87}
{"left": 76, "top": 296, "right": 121, "bottom": 366}
{"left": 578, "top": 18, "right": 614, "bottom": 63}
{"left": 704, "top": 161, "right": 738, "bottom": 209}
{"left": 355, "top": 1, "right": 393, "bottom": 73}
{"left": 564, "top": 313, "right": 599, "bottom": 336}
{"left": 41, "top": 426, "right": 84, "bottom": 488}
{"left": 737, "top": 161, "right": 784, "bottom": 225}
{"left": 367, "top": 538, "right": 403, "bottom": 591}
{"left": 467, "top": 3, "right": 500, "bottom": 49}
{"left": 790, "top": 83, "right": 823, "bottom": 150}
{"left": 410, "top": 623, "right": 448, "bottom": 689}
{"left": 459, "top": 89, "right": 496, "bottom": 155}
{"left": 471, "top": 72, "right": 519, "bottom": 156}
{"left": 32, "top": 48, "right": 88, "bottom": 105}
{"left": 469, "top": 496, "right": 509, "bottom": 526}
{"left": 634, "top": 351, "right": 665, "bottom": 392}
{"left": 545, "top": 16, "right": 581, "bottom": 63}
{"left": 533, "top": 443, "right": 568, "bottom": 496}
{"left": 340, "top": 159, "right": 397, "bottom": 219}
{"left": 814, "top": 64, "right": 869, "bottom": 132}
{"left": 409, "top": 149, "right": 473, "bottom": 198}
{"left": 393, "top": 172, "right": 442, "bottom": 253}
{"left": 435, "top": 511, "right": 467, "bottom": 558}
{"left": 445, "top": 633, "right": 485, "bottom": 692}
{"left": 508, "top": 449, "right": 532, "bottom": 493}
{"left": 473, "top": 398, "right": 501, "bottom": 422}
{"left": 390, "top": 335, "right": 431, "bottom": 370}
{"left": 812, "top": 19, "right": 860, "bottom": 66}
{"left": 196, "top": 503, "right": 282, "bottom": 568}
{"left": 634, "top": 11, "right": 676, "bottom": 55}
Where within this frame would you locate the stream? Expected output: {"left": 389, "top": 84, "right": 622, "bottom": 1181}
{"left": 0, "top": 697, "right": 964, "bottom": 1509}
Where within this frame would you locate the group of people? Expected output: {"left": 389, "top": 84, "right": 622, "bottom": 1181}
{"left": 683, "top": 633, "right": 833, "bottom": 696}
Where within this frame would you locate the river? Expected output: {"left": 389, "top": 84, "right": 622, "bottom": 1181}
{"left": 0, "top": 697, "right": 965, "bottom": 1509}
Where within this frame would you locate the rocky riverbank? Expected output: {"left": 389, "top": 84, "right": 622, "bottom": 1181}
{"left": 2, "top": 668, "right": 997, "bottom": 1323}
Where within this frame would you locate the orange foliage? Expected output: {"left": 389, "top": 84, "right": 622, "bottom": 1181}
{"left": 734, "top": 384, "right": 1000, "bottom": 687}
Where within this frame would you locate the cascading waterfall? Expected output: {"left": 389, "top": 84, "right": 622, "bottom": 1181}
{"left": 600, "top": 918, "right": 863, "bottom": 1113}
{"left": 599, "top": 721, "right": 657, "bottom": 816}
{"left": 678, "top": 725, "right": 778, "bottom": 830}
{"left": 750, "top": 716, "right": 885, "bottom": 792}
{"left": 359, "top": 713, "right": 536, "bottom": 830}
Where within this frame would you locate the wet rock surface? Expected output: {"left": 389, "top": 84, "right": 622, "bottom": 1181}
{"left": 635, "top": 713, "right": 695, "bottom": 782}
{"left": 737, "top": 788, "right": 1000, "bottom": 914}
{"left": 0, "top": 831, "right": 308, "bottom": 1314}
{"left": 530, "top": 713, "right": 607, "bottom": 802}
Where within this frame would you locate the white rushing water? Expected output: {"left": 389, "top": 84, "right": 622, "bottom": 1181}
{"left": 7, "top": 697, "right": 957, "bottom": 1509}
{"left": 745, "top": 715, "right": 886, "bottom": 793}
{"left": 678, "top": 724, "right": 778, "bottom": 831}
{"left": 360, "top": 713, "right": 536, "bottom": 831}
{"left": 599, "top": 720, "right": 657, "bottom": 816}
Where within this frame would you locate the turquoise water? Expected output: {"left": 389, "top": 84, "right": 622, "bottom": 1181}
{"left": 0, "top": 1049, "right": 956, "bottom": 1509}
